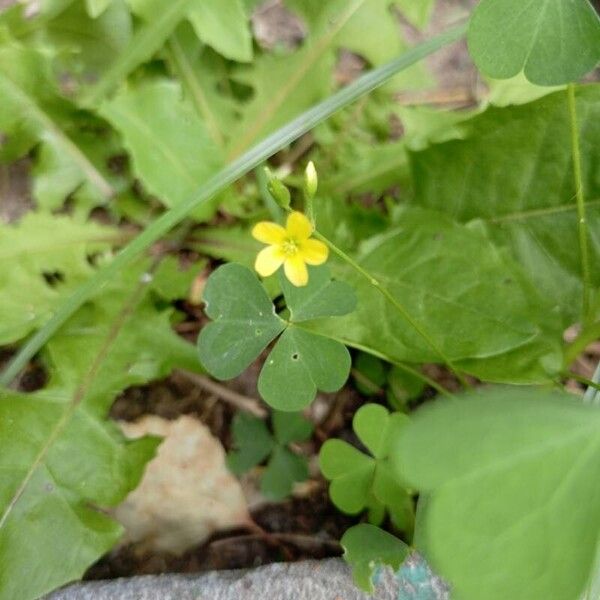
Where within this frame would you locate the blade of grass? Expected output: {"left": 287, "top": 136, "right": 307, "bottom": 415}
{"left": 0, "top": 24, "right": 467, "bottom": 387}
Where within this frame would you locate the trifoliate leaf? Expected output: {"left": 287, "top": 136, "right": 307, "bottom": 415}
{"left": 341, "top": 524, "right": 410, "bottom": 592}
{"left": 198, "top": 264, "right": 354, "bottom": 410}
{"left": 319, "top": 404, "right": 412, "bottom": 529}
{"left": 467, "top": 0, "right": 600, "bottom": 85}
{"left": 226, "top": 411, "right": 312, "bottom": 499}
{"left": 258, "top": 327, "right": 351, "bottom": 411}
{"left": 394, "top": 387, "right": 600, "bottom": 600}
{"left": 197, "top": 263, "right": 285, "bottom": 380}
{"left": 99, "top": 79, "right": 224, "bottom": 220}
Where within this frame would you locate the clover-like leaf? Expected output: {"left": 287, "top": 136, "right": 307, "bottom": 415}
{"left": 341, "top": 524, "right": 410, "bottom": 592}
{"left": 197, "top": 264, "right": 285, "bottom": 379}
{"left": 198, "top": 264, "right": 355, "bottom": 410}
{"left": 467, "top": 0, "right": 600, "bottom": 86}
{"left": 319, "top": 404, "right": 413, "bottom": 530}
{"left": 226, "top": 411, "right": 313, "bottom": 500}
{"left": 280, "top": 265, "right": 357, "bottom": 322}
{"left": 258, "top": 327, "right": 351, "bottom": 411}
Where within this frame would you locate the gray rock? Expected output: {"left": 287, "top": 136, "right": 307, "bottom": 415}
{"left": 45, "top": 557, "right": 449, "bottom": 600}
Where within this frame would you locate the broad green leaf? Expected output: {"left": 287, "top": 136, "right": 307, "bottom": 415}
{"left": 410, "top": 86, "right": 600, "bottom": 326}
{"left": 467, "top": 0, "right": 600, "bottom": 85}
{"left": 0, "top": 263, "right": 198, "bottom": 600}
{"left": 197, "top": 263, "right": 285, "bottom": 379}
{"left": 100, "top": 79, "right": 224, "bottom": 219}
{"left": 186, "top": 0, "right": 252, "bottom": 62}
{"left": 315, "top": 207, "right": 563, "bottom": 383}
{"left": 394, "top": 388, "right": 600, "bottom": 600}
{"left": 272, "top": 410, "right": 313, "bottom": 445}
{"left": 258, "top": 326, "right": 351, "bottom": 411}
{"left": 0, "top": 43, "right": 114, "bottom": 202}
{"left": 0, "top": 214, "right": 117, "bottom": 345}
{"left": 261, "top": 446, "right": 309, "bottom": 500}
{"left": 341, "top": 524, "right": 410, "bottom": 592}
{"left": 280, "top": 265, "right": 357, "bottom": 322}
{"left": 226, "top": 413, "right": 274, "bottom": 475}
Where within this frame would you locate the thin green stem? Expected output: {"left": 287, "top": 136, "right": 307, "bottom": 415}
{"left": 567, "top": 84, "right": 591, "bottom": 324}
{"left": 312, "top": 231, "right": 470, "bottom": 388}
{"left": 563, "top": 320, "right": 600, "bottom": 368}
{"left": 561, "top": 370, "right": 600, "bottom": 394}
{"left": 0, "top": 24, "right": 467, "bottom": 387}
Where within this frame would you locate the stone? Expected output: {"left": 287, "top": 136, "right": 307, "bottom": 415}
{"left": 45, "top": 557, "right": 449, "bottom": 600}
{"left": 114, "top": 415, "right": 249, "bottom": 554}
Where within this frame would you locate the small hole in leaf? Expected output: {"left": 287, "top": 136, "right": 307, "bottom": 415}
{"left": 292, "top": 353, "right": 299, "bottom": 360}
{"left": 255, "top": 328, "right": 263, "bottom": 336}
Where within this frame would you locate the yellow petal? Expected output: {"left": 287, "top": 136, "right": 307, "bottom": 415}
{"left": 286, "top": 211, "right": 312, "bottom": 240}
{"left": 255, "top": 245, "right": 285, "bottom": 277}
{"left": 300, "top": 239, "right": 328, "bottom": 265}
{"left": 284, "top": 255, "right": 308, "bottom": 287}
{"left": 252, "top": 221, "right": 286, "bottom": 244}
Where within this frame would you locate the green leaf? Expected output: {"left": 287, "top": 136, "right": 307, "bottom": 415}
{"left": 1, "top": 26, "right": 467, "bottom": 387}
{"left": 353, "top": 353, "right": 387, "bottom": 396}
{"left": 197, "top": 264, "right": 285, "bottom": 379}
{"left": 0, "top": 214, "right": 117, "bottom": 345}
{"left": 86, "top": 0, "right": 114, "bottom": 18}
{"left": 394, "top": 387, "right": 600, "bottom": 600}
{"left": 100, "top": 78, "right": 224, "bottom": 219}
{"left": 341, "top": 524, "right": 410, "bottom": 592}
{"left": 258, "top": 327, "right": 350, "bottom": 411}
{"left": 393, "top": 0, "right": 435, "bottom": 29}
{"left": 315, "top": 207, "right": 563, "bottom": 383}
{"left": 261, "top": 446, "right": 309, "bottom": 500}
{"left": 186, "top": 0, "right": 252, "bottom": 62}
{"left": 410, "top": 86, "right": 600, "bottom": 326}
{"left": 0, "top": 263, "right": 198, "bottom": 600}
{"left": 467, "top": 0, "right": 600, "bottom": 85}
{"left": 0, "top": 43, "right": 114, "bottom": 202}
{"left": 272, "top": 410, "right": 313, "bottom": 445}
{"left": 319, "top": 404, "right": 411, "bottom": 523}
{"left": 226, "top": 413, "right": 274, "bottom": 475}
{"left": 280, "top": 265, "right": 357, "bottom": 322}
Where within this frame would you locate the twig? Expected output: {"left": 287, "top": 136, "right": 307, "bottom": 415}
{"left": 177, "top": 370, "right": 268, "bottom": 418}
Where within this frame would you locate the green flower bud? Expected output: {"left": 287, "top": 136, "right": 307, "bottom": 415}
{"left": 265, "top": 168, "right": 291, "bottom": 208}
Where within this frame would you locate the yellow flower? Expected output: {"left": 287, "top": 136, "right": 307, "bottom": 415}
{"left": 252, "top": 211, "right": 328, "bottom": 287}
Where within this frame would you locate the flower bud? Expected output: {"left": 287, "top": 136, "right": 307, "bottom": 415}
{"left": 265, "top": 168, "right": 291, "bottom": 208}
{"left": 303, "top": 161, "right": 318, "bottom": 199}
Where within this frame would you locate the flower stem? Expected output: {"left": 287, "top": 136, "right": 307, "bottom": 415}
{"left": 567, "top": 84, "right": 592, "bottom": 325}
{"left": 312, "top": 231, "right": 471, "bottom": 388}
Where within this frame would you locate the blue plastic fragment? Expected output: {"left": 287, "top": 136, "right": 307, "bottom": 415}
{"left": 394, "top": 553, "right": 449, "bottom": 600}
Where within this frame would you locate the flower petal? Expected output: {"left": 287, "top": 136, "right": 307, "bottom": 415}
{"left": 252, "top": 221, "right": 286, "bottom": 244}
{"left": 255, "top": 245, "right": 285, "bottom": 277}
{"left": 286, "top": 211, "right": 312, "bottom": 240}
{"left": 284, "top": 255, "right": 309, "bottom": 287}
{"left": 300, "top": 239, "right": 328, "bottom": 265}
